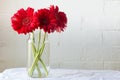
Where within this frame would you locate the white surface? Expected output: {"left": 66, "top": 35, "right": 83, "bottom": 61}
{"left": 0, "top": 68, "right": 120, "bottom": 80}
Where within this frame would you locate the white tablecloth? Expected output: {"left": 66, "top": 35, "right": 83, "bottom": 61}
{"left": 0, "top": 68, "right": 120, "bottom": 80}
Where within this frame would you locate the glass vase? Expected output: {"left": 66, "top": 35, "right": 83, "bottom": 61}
{"left": 27, "top": 30, "right": 50, "bottom": 78}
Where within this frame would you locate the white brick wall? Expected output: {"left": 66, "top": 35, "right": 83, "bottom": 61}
{"left": 1, "top": 0, "right": 120, "bottom": 72}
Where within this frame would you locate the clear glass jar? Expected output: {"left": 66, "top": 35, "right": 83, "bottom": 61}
{"left": 27, "top": 30, "right": 50, "bottom": 78}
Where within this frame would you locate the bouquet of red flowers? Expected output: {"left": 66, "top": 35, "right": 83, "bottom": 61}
{"left": 11, "top": 5, "right": 67, "bottom": 78}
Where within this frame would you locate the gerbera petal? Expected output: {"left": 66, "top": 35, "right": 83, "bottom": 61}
{"left": 49, "top": 5, "right": 67, "bottom": 32}
{"left": 11, "top": 7, "right": 38, "bottom": 34}
{"left": 26, "top": 7, "right": 34, "bottom": 17}
{"left": 58, "top": 12, "right": 67, "bottom": 24}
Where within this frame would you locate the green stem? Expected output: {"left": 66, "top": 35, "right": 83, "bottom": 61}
{"left": 36, "top": 62, "right": 42, "bottom": 77}
{"left": 39, "top": 32, "right": 46, "bottom": 55}
{"left": 37, "top": 30, "right": 41, "bottom": 50}
{"left": 28, "top": 32, "right": 42, "bottom": 77}
{"left": 28, "top": 51, "right": 40, "bottom": 77}
{"left": 39, "top": 57, "right": 48, "bottom": 76}
{"left": 31, "top": 43, "right": 36, "bottom": 57}
{"left": 36, "top": 30, "right": 42, "bottom": 77}
{"left": 32, "top": 32, "right": 35, "bottom": 43}
{"left": 38, "top": 33, "right": 48, "bottom": 76}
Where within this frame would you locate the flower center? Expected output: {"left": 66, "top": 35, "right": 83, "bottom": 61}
{"left": 41, "top": 18, "right": 49, "bottom": 25}
{"left": 43, "top": 19, "right": 47, "bottom": 24}
{"left": 22, "top": 17, "right": 31, "bottom": 26}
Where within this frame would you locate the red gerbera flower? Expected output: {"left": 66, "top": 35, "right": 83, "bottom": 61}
{"left": 35, "top": 8, "right": 57, "bottom": 33}
{"left": 50, "top": 5, "right": 67, "bottom": 32}
{"left": 11, "top": 7, "right": 38, "bottom": 34}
